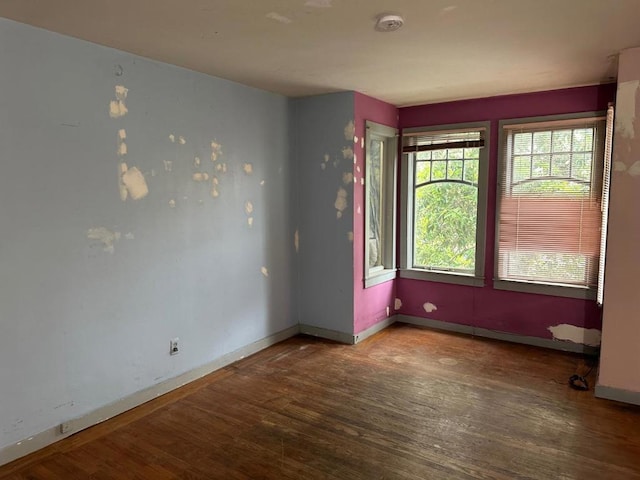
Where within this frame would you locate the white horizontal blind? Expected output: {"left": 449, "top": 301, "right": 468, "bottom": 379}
{"left": 497, "top": 117, "right": 606, "bottom": 288}
{"left": 597, "top": 105, "right": 615, "bottom": 305}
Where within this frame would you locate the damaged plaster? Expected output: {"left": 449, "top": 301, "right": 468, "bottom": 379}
{"left": 548, "top": 324, "right": 602, "bottom": 347}
{"left": 615, "top": 80, "right": 639, "bottom": 139}
{"left": 87, "top": 227, "right": 121, "bottom": 254}
{"left": 423, "top": 302, "right": 438, "bottom": 313}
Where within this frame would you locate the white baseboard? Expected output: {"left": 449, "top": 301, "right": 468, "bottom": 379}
{"left": 397, "top": 314, "right": 600, "bottom": 355}
{"left": 595, "top": 384, "right": 640, "bottom": 406}
{"left": 299, "top": 324, "right": 354, "bottom": 344}
{"left": 354, "top": 317, "right": 396, "bottom": 344}
{"left": 0, "top": 324, "right": 300, "bottom": 468}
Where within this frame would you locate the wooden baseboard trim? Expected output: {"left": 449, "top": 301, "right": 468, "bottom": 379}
{"left": 354, "top": 317, "right": 396, "bottom": 344}
{"left": 397, "top": 315, "right": 599, "bottom": 355}
{"left": 595, "top": 384, "right": 640, "bottom": 406}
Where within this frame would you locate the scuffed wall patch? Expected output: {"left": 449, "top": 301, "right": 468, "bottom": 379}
{"left": 423, "top": 302, "right": 438, "bottom": 313}
{"left": 121, "top": 167, "right": 149, "bottom": 200}
{"left": 334, "top": 187, "right": 348, "bottom": 219}
{"left": 548, "top": 324, "right": 602, "bottom": 347}
{"left": 87, "top": 227, "right": 121, "bottom": 254}
{"left": 394, "top": 298, "right": 403, "bottom": 310}
{"left": 109, "top": 85, "right": 128, "bottom": 118}
{"left": 615, "top": 80, "right": 639, "bottom": 139}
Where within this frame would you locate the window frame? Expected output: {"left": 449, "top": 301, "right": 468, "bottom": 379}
{"left": 364, "top": 120, "right": 398, "bottom": 288}
{"left": 399, "top": 121, "right": 490, "bottom": 287}
{"left": 494, "top": 111, "right": 607, "bottom": 300}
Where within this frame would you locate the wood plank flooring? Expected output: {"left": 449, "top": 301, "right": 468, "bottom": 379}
{"left": 2, "top": 323, "right": 640, "bottom": 479}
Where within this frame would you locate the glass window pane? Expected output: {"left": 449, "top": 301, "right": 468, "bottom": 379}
{"left": 552, "top": 130, "right": 572, "bottom": 153}
{"left": 572, "top": 153, "right": 592, "bottom": 181}
{"left": 532, "top": 155, "right": 550, "bottom": 177}
{"left": 573, "top": 128, "right": 594, "bottom": 152}
{"left": 514, "top": 133, "right": 532, "bottom": 155}
{"left": 448, "top": 148, "right": 463, "bottom": 160}
{"left": 464, "top": 159, "right": 479, "bottom": 184}
{"left": 432, "top": 149, "right": 447, "bottom": 160}
{"left": 413, "top": 183, "right": 477, "bottom": 272}
{"left": 415, "top": 161, "right": 431, "bottom": 184}
{"left": 513, "top": 156, "right": 531, "bottom": 182}
{"left": 551, "top": 154, "right": 571, "bottom": 177}
{"left": 532, "top": 131, "right": 551, "bottom": 154}
{"left": 368, "top": 139, "right": 383, "bottom": 268}
{"left": 431, "top": 161, "right": 447, "bottom": 181}
{"left": 448, "top": 161, "right": 463, "bottom": 180}
{"left": 416, "top": 151, "right": 432, "bottom": 161}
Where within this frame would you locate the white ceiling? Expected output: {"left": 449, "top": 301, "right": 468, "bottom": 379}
{"left": 1, "top": 0, "right": 639, "bottom": 106}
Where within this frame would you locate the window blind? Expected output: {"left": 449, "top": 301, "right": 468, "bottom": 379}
{"left": 497, "top": 117, "right": 606, "bottom": 288}
{"left": 403, "top": 128, "right": 485, "bottom": 153}
{"left": 597, "top": 105, "right": 615, "bottom": 304}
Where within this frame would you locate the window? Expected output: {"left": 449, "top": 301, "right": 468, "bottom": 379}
{"left": 495, "top": 113, "right": 610, "bottom": 299}
{"left": 364, "top": 121, "right": 397, "bottom": 287}
{"left": 400, "top": 123, "right": 489, "bottom": 286}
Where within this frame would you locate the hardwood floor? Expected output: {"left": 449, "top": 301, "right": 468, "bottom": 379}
{"left": 2, "top": 323, "right": 640, "bottom": 479}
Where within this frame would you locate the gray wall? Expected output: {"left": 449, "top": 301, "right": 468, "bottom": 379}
{"left": 292, "top": 93, "right": 355, "bottom": 334}
{"left": 0, "top": 18, "right": 295, "bottom": 449}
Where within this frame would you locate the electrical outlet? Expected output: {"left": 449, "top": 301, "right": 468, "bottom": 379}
{"left": 170, "top": 338, "right": 180, "bottom": 356}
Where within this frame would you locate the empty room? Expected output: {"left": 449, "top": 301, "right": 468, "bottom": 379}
{"left": 1, "top": 1, "right": 640, "bottom": 478}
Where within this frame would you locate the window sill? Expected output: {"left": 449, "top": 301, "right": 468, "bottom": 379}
{"left": 364, "top": 269, "right": 397, "bottom": 288}
{"left": 399, "top": 269, "right": 485, "bottom": 287}
{"left": 493, "top": 279, "right": 596, "bottom": 300}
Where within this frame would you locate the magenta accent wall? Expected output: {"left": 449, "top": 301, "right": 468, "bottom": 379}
{"left": 353, "top": 93, "right": 398, "bottom": 334}
{"left": 397, "top": 84, "right": 616, "bottom": 339}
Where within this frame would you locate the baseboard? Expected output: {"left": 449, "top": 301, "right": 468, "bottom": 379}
{"left": 0, "top": 324, "right": 300, "bottom": 468}
{"left": 397, "top": 314, "right": 600, "bottom": 355}
{"left": 299, "top": 324, "right": 354, "bottom": 344}
{"left": 354, "top": 317, "right": 396, "bottom": 344}
{"left": 595, "top": 384, "right": 640, "bottom": 406}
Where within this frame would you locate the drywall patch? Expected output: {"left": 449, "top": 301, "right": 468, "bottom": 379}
{"left": 121, "top": 167, "right": 149, "bottom": 200}
{"left": 344, "top": 120, "right": 355, "bottom": 141}
{"left": 628, "top": 161, "right": 640, "bottom": 176}
{"left": 266, "top": 12, "right": 293, "bottom": 24}
{"left": 294, "top": 229, "right": 300, "bottom": 253}
{"left": 423, "top": 302, "right": 438, "bottom": 313}
{"left": 87, "top": 227, "right": 121, "bottom": 254}
{"left": 335, "top": 187, "right": 348, "bottom": 219}
{"left": 109, "top": 85, "right": 129, "bottom": 118}
{"left": 394, "top": 298, "right": 403, "bottom": 310}
{"left": 615, "top": 80, "right": 639, "bottom": 139}
{"left": 342, "top": 147, "right": 354, "bottom": 160}
{"left": 614, "top": 161, "right": 627, "bottom": 172}
{"left": 548, "top": 324, "right": 602, "bottom": 347}
{"left": 211, "top": 141, "right": 222, "bottom": 161}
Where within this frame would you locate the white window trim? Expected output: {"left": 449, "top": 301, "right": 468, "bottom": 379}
{"left": 364, "top": 120, "right": 398, "bottom": 288}
{"left": 399, "top": 121, "right": 490, "bottom": 287}
{"left": 494, "top": 111, "right": 607, "bottom": 300}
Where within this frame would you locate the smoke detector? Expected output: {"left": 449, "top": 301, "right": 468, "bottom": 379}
{"left": 375, "top": 14, "right": 404, "bottom": 32}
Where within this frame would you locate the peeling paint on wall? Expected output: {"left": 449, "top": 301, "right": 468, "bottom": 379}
{"left": 548, "top": 324, "right": 602, "bottom": 346}
{"left": 628, "top": 161, "right": 640, "bottom": 176}
{"left": 294, "top": 229, "right": 300, "bottom": 253}
{"left": 615, "top": 80, "right": 639, "bottom": 139}
{"left": 194, "top": 156, "right": 201, "bottom": 167}
{"left": 260, "top": 180, "right": 265, "bottom": 186}
{"left": 342, "top": 172, "right": 353, "bottom": 184}
{"left": 247, "top": 217, "right": 254, "bottom": 227}
{"left": 178, "top": 136, "right": 186, "bottom": 145}
{"left": 163, "top": 160, "right": 173, "bottom": 172}
{"left": 347, "top": 231, "right": 354, "bottom": 242}
{"left": 423, "top": 302, "right": 438, "bottom": 313}
{"left": 335, "top": 187, "right": 347, "bottom": 219}
{"left": 211, "top": 141, "right": 222, "bottom": 161}
{"left": 245, "top": 201, "right": 254, "bottom": 215}
{"left": 344, "top": 120, "right": 355, "bottom": 141}
{"left": 342, "top": 147, "right": 354, "bottom": 159}
{"left": 118, "top": 162, "right": 128, "bottom": 201}
{"left": 118, "top": 129, "right": 126, "bottom": 140}
{"left": 117, "top": 142, "right": 127, "bottom": 157}
{"left": 266, "top": 12, "right": 293, "bottom": 24}
{"left": 109, "top": 85, "right": 128, "bottom": 118}
{"left": 243, "top": 163, "right": 253, "bottom": 175}
{"left": 169, "top": 199, "right": 176, "bottom": 208}
{"left": 121, "top": 167, "right": 149, "bottom": 200}
{"left": 87, "top": 227, "right": 121, "bottom": 254}
{"left": 192, "top": 172, "right": 209, "bottom": 182}
{"left": 394, "top": 298, "right": 402, "bottom": 310}
{"left": 169, "top": 134, "right": 175, "bottom": 143}
{"left": 261, "top": 266, "right": 269, "bottom": 277}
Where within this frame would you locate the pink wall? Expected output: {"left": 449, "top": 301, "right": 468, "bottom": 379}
{"left": 397, "top": 84, "right": 616, "bottom": 339}
{"left": 353, "top": 93, "right": 398, "bottom": 334}
{"left": 599, "top": 47, "right": 640, "bottom": 392}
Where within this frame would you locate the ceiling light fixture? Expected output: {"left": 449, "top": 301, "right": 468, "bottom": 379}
{"left": 375, "top": 14, "right": 404, "bottom": 32}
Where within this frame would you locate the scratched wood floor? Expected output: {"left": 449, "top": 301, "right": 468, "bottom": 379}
{"left": 2, "top": 323, "right": 640, "bottom": 480}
